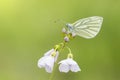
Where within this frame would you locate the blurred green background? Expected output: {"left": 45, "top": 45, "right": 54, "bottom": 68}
{"left": 0, "top": 0, "right": 120, "bottom": 80}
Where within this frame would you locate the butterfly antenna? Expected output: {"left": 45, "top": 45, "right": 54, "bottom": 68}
{"left": 54, "top": 19, "right": 66, "bottom": 25}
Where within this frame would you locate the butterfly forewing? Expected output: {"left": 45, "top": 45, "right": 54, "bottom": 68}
{"left": 71, "top": 16, "right": 103, "bottom": 39}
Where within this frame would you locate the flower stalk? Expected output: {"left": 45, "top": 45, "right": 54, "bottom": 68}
{"left": 38, "top": 27, "right": 81, "bottom": 80}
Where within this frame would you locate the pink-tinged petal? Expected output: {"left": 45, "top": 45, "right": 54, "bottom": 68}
{"left": 59, "top": 61, "right": 69, "bottom": 73}
{"left": 70, "top": 64, "right": 81, "bottom": 72}
{"left": 37, "top": 56, "right": 47, "bottom": 68}
{"left": 44, "top": 56, "right": 55, "bottom": 73}
{"left": 67, "top": 58, "right": 81, "bottom": 72}
{"left": 44, "top": 49, "right": 54, "bottom": 56}
{"left": 45, "top": 65, "right": 52, "bottom": 73}
{"left": 38, "top": 56, "right": 55, "bottom": 73}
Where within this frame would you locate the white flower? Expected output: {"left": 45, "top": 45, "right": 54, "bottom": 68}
{"left": 58, "top": 58, "right": 81, "bottom": 73}
{"left": 38, "top": 49, "right": 59, "bottom": 73}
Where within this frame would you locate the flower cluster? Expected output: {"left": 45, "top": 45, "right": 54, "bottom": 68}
{"left": 37, "top": 28, "right": 81, "bottom": 73}
{"left": 62, "top": 28, "right": 76, "bottom": 42}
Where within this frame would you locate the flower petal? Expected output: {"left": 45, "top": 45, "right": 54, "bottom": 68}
{"left": 59, "top": 59, "right": 70, "bottom": 73}
{"left": 38, "top": 56, "right": 47, "bottom": 68}
{"left": 70, "top": 63, "right": 81, "bottom": 72}
{"left": 44, "top": 49, "right": 54, "bottom": 56}
{"left": 67, "top": 58, "right": 81, "bottom": 72}
{"left": 44, "top": 56, "right": 55, "bottom": 73}
{"left": 54, "top": 51, "right": 59, "bottom": 62}
{"left": 45, "top": 64, "right": 52, "bottom": 73}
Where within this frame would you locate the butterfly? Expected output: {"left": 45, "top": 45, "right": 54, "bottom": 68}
{"left": 66, "top": 16, "right": 103, "bottom": 39}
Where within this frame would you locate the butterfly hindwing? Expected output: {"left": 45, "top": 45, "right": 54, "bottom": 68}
{"left": 71, "top": 16, "right": 103, "bottom": 39}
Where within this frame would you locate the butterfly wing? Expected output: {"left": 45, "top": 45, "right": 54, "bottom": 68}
{"left": 71, "top": 16, "right": 103, "bottom": 39}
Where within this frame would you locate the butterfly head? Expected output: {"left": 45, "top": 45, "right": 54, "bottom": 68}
{"left": 66, "top": 23, "right": 73, "bottom": 32}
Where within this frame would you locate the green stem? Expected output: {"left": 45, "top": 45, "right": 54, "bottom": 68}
{"left": 66, "top": 46, "right": 72, "bottom": 54}
{"left": 48, "top": 65, "right": 56, "bottom": 80}
{"left": 49, "top": 42, "right": 66, "bottom": 80}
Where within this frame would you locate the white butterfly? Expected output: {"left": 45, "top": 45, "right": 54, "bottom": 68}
{"left": 66, "top": 16, "right": 103, "bottom": 39}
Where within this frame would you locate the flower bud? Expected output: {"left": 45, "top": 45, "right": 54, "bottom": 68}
{"left": 64, "top": 36, "right": 69, "bottom": 42}
{"left": 62, "top": 28, "right": 67, "bottom": 33}
{"left": 72, "top": 32, "right": 76, "bottom": 38}
{"left": 67, "top": 53, "right": 73, "bottom": 59}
